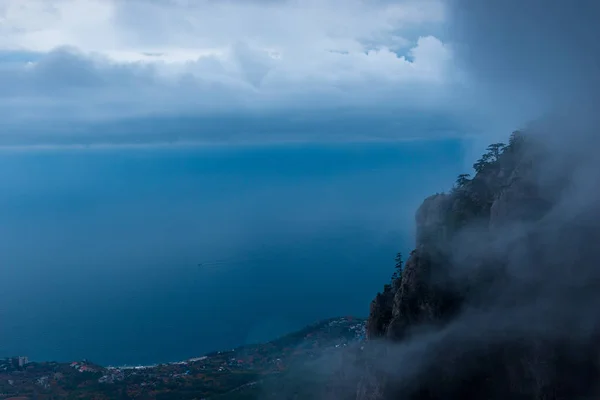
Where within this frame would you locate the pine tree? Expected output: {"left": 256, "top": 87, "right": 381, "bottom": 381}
{"left": 455, "top": 173, "right": 471, "bottom": 188}
{"left": 473, "top": 152, "right": 493, "bottom": 173}
{"left": 394, "top": 252, "right": 403, "bottom": 270}
{"left": 486, "top": 143, "right": 507, "bottom": 160}
{"left": 391, "top": 252, "right": 404, "bottom": 286}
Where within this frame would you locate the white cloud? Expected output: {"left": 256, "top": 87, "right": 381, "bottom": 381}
{"left": 0, "top": 0, "right": 461, "bottom": 144}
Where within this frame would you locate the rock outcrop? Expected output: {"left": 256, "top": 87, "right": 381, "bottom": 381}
{"left": 415, "top": 194, "right": 452, "bottom": 246}
{"left": 359, "top": 131, "right": 600, "bottom": 400}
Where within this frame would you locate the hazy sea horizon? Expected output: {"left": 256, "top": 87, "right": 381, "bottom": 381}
{"left": 0, "top": 140, "right": 466, "bottom": 365}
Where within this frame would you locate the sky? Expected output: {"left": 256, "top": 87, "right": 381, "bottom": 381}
{"left": 0, "top": 0, "right": 537, "bottom": 146}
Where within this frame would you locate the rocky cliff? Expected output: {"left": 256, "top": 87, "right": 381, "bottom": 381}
{"left": 359, "top": 130, "right": 600, "bottom": 400}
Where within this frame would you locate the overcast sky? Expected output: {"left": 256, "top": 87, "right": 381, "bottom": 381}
{"left": 0, "top": 0, "right": 542, "bottom": 145}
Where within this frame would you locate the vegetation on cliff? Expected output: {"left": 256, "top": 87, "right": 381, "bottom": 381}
{"left": 368, "top": 131, "right": 526, "bottom": 341}
{"left": 362, "top": 129, "right": 600, "bottom": 400}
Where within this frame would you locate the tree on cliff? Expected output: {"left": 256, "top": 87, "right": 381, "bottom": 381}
{"left": 473, "top": 153, "right": 492, "bottom": 173}
{"left": 455, "top": 173, "right": 471, "bottom": 188}
{"left": 472, "top": 142, "right": 507, "bottom": 173}
{"left": 487, "top": 143, "right": 506, "bottom": 160}
{"left": 391, "top": 252, "right": 403, "bottom": 285}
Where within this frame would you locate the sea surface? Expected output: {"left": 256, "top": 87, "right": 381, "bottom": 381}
{"left": 0, "top": 140, "right": 465, "bottom": 365}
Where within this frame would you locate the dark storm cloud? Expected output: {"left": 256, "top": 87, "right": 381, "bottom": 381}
{"left": 446, "top": 0, "right": 600, "bottom": 108}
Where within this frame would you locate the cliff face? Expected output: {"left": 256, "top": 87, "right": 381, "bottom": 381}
{"left": 360, "top": 131, "right": 600, "bottom": 400}
{"left": 366, "top": 132, "right": 536, "bottom": 334}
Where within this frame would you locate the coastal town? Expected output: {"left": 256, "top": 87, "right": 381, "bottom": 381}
{"left": 0, "top": 317, "right": 365, "bottom": 399}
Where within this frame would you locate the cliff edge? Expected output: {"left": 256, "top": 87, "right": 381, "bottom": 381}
{"left": 360, "top": 130, "right": 600, "bottom": 400}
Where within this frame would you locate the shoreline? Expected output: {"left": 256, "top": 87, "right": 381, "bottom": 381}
{"left": 108, "top": 355, "right": 208, "bottom": 370}
{"left": 7, "top": 316, "right": 366, "bottom": 370}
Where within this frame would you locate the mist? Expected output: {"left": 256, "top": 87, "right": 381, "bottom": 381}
{"left": 304, "top": 1, "right": 600, "bottom": 399}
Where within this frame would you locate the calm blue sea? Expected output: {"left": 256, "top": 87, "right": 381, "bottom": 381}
{"left": 0, "top": 140, "right": 465, "bottom": 365}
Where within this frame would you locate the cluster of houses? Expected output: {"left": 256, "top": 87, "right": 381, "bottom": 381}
{"left": 98, "top": 368, "right": 125, "bottom": 384}
{"left": 0, "top": 356, "right": 29, "bottom": 371}
{"left": 69, "top": 361, "right": 97, "bottom": 373}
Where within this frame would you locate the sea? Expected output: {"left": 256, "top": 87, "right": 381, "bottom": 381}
{"left": 0, "top": 140, "right": 466, "bottom": 366}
